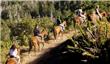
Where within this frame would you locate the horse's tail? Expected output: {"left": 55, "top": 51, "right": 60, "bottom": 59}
{"left": 28, "top": 38, "right": 32, "bottom": 53}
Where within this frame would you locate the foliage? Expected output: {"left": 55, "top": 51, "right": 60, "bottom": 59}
{"left": 1, "top": 1, "right": 110, "bottom": 64}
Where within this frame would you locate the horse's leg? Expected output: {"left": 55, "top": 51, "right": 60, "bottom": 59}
{"left": 37, "top": 41, "right": 40, "bottom": 52}
{"left": 59, "top": 28, "right": 63, "bottom": 36}
{"left": 39, "top": 35, "right": 43, "bottom": 42}
{"left": 33, "top": 42, "right": 37, "bottom": 52}
{"left": 57, "top": 31, "right": 61, "bottom": 39}
{"left": 41, "top": 42, "right": 44, "bottom": 50}
{"left": 45, "top": 35, "right": 50, "bottom": 44}
{"left": 61, "top": 31, "right": 63, "bottom": 37}
{"left": 56, "top": 32, "right": 59, "bottom": 39}
{"left": 28, "top": 40, "right": 32, "bottom": 53}
{"left": 41, "top": 36, "right": 43, "bottom": 42}
{"left": 53, "top": 30, "right": 57, "bottom": 39}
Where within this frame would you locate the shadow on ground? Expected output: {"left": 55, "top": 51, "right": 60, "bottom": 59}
{"left": 20, "top": 35, "right": 110, "bottom": 64}
{"left": 27, "top": 39, "right": 102, "bottom": 64}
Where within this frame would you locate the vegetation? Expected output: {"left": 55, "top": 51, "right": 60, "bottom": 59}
{"left": 1, "top": 1, "right": 110, "bottom": 64}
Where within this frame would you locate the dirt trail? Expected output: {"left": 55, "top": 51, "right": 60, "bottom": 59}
{"left": 21, "top": 30, "right": 78, "bottom": 64}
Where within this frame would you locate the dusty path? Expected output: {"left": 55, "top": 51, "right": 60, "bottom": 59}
{"left": 21, "top": 30, "right": 78, "bottom": 64}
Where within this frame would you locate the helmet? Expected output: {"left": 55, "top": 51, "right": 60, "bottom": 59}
{"left": 36, "top": 26, "right": 39, "bottom": 29}
{"left": 79, "top": 9, "right": 83, "bottom": 13}
{"left": 11, "top": 43, "right": 17, "bottom": 49}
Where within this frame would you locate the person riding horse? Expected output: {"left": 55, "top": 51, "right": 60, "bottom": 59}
{"left": 7, "top": 43, "right": 20, "bottom": 64}
{"left": 95, "top": 5, "right": 102, "bottom": 20}
{"left": 77, "top": 9, "right": 86, "bottom": 23}
{"left": 56, "top": 18, "right": 61, "bottom": 25}
{"left": 29, "top": 25, "right": 46, "bottom": 52}
{"left": 33, "top": 25, "right": 42, "bottom": 38}
{"left": 33, "top": 25, "right": 48, "bottom": 42}
{"left": 52, "top": 16, "right": 61, "bottom": 26}
{"left": 53, "top": 20, "right": 67, "bottom": 39}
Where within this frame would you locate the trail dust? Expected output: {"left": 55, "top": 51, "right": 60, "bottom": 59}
{"left": 21, "top": 30, "right": 78, "bottom": 64}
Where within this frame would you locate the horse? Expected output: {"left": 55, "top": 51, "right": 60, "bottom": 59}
{"left": 74, "top": 12, "right": 87, "bottom": 25}
{"left": 74, "top": 16, "right": 82, "bottom": 25}
{"left": 53, "top": 21, "right": 67, "bottom": 39}
{"left": 6, "top": 57, "right": 17, "bottom": 64}
{"left": 96, "top": 10, "right": 108, "bottom": 21}
{"left": 6, "top": 46, "right": 21, "bottom": 64}
{"left": 29, "top": 36, "right": 44, "bottom": 52}
{"left": 100, "top": 11, "right": 107, "bottom": 17}
{"left": 87, "top": 11, "right": 100, "bottom": 25}
{"left": 95, "top": 9, "right": 108, "bottom": 21}
{"left": 87, "top": 10, "right": 108, "bottom": 25}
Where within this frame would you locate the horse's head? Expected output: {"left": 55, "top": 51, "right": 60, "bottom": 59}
{"left": 100, "top": 11, "right": 107, "bottom": 17}
{"left": 41, "top": 28, "right": 48, "bottom": 35}
{"left": 87, "top": 10, "right": 100, "bottom": 24}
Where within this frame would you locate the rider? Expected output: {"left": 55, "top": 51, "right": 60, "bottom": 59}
{"left": 56, "top": 17, "right": 61, "bottom": 25}
{"left": 9, "top": 43, "right": 20, "bottom": 64}
{"left": 77, "top": 8, "right": 86, "bottom": 22}
{"left": 95, "top": 5, "right": 102, "bottom": 19}
{"left": 33, "top": 25, "right": 41, "bottom": 37}
{"left": 52, "top": 16, "right": 61, "bottom": 26}
{"left": 33, "top": 25, "right": 42, "bottom": 41}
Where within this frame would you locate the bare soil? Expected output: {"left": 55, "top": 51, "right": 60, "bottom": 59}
{"left": 20, "top": 30, "right": 78, "bottom": 64}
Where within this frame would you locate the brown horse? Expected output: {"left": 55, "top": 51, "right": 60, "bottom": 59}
{"left": 87, "top": 10, "right": 108, "bottom": 24}
{"left": 6, "top": 58, "right": 17, "bottom": 64}
{"left": 6, "top": 46, "right": 20, "bottom": 64}
{"left": 87, "top": 11, "right": 100, "bottom": 24}
{"left": 100, "top": 10, "right": 109, "bottom": 21}
{"left": 74, "top": 16, "right": 82, "bottom": 25}
{"left": 100, "top": 11, "right": 107, "bottom": 17}
{"left": 53, "top": 21, "right": 67, "bottom": 39}
{"left": 74, "top": 13, "right": 87, "bottom": 25}
{"left": 29, "top": 36, "right": 44, "bottom": 52}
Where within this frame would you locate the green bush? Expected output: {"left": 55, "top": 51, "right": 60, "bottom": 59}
{"left": 1, "top": 1, "right": 110, "bottom": 64}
